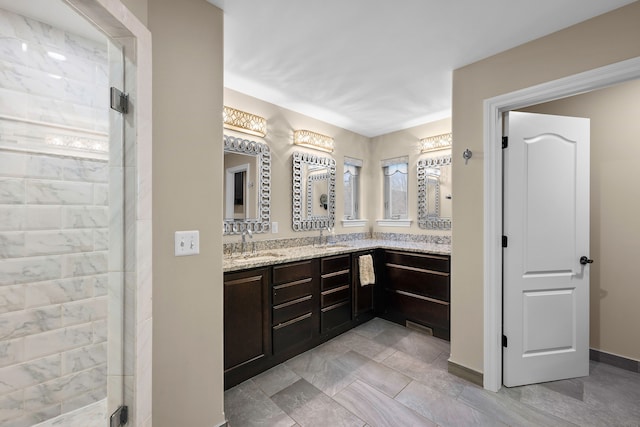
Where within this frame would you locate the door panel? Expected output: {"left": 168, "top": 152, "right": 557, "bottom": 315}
{"left": 503, "top": 111, "right": 590, "bottom": 387}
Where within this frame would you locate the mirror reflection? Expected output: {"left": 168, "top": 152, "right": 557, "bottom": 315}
{"left": 223, "top": 135, "right": 271, "bottom": 235}
{"left": 292, "top": 151, "right": 335, "bottom": 231}
{"left": 417, "top": 155, "right": 452, "bottom": 229}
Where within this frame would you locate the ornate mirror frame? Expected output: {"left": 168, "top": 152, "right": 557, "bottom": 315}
{"left": 292, "top": 151, "right": 336, "bottom": 231}
{"left": 223, "top": 135, "right": 271, "bottom": 235}
{"left": 417, "top": 155, "right": 452, "bottom": 230}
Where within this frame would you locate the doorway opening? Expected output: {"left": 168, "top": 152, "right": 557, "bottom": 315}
{"left": 483, "top": 56, "right": 640, "bottom": 392}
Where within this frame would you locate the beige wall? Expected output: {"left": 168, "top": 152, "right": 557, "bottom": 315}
{"left": 149, "top": 1, "right": 225, "bottom": 426}
{"left": 370, "top": 119, "right": 452, "bottom": 236}
{"left": 520, "top": 79, "right": 640, "bottom": 361}
{"left": 223, "top": 88, "right": 372, "bottom": 242}
{"left": 121, "top": 0, "right": 148, "bottom": 25}
{"left": 451, "top": 1, "right": 640, "bottom": 373}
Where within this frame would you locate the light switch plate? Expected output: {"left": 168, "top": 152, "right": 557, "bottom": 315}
{"left": 175, "top": 230, "right": 200, "bottom": 256}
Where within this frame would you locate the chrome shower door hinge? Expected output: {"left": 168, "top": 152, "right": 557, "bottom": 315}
{"left": 110, "top": 87, "right": 129, "bottom": 114}
{"left": 110, "top": 405, "right": 128, "bottom": 426}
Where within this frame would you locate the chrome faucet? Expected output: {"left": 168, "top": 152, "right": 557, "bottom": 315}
{"left": 317, "top": 226, "right": 332, "bottom": 247}
{"left": 241, "top": 228, "right": 253, "bottom": 256}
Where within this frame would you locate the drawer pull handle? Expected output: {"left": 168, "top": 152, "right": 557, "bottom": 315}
{"left": 273, "top": 295, "right": 312, "bottom": 310}
{"left": 386, "top": 263, "right": 449, "bottom": 276}
{"left": 394, "top": 290, "right": 449, "bottom": 306}
{"left": 273, "top": 312, "right": 312, "bottom": 330}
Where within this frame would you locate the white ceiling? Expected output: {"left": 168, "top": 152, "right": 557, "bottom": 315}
{"left": 210, "top": 0, "right": 636, "bottom": 137}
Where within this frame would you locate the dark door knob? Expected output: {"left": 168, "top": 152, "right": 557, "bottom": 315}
{"left": 580, "top": 256, "right": 594, "bottom": 265}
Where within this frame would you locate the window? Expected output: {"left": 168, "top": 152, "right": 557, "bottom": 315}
{"left": 343, "top": 157, "right": 362, "bottom": 220}
{"left": 382, "top": 157, "right": 408, "bottom": 219}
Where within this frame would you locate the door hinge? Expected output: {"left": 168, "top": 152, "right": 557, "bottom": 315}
{"left": 502, "top": 136, "right": 508, "bottom": 149}
{"left": 110, "top": 87, "right": 129, "bottom": 114}
{"left": 502, "top": 235, "right": 508, "bottom": 248}
{"left": 502, "top": 335, "right": 508, "bottom": 348}
{"left": 110, "top": 405, "right": 128, "bottom": 427}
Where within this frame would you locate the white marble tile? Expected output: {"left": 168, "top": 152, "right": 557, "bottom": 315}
{"left": 135, "top": 316, "right": 152, "bottom": 424}
{"left": 0, "top": 256, "right": 61, "bottom": 286}
{"left": 25, "top": 155, "right": 67, "bottom": 180}
{"left": 92, "top": 228, "right": 108, "bottom": 251}
{"left": 24, "top": 324, "right": 92, "bottom": 360}
{"left": 62, "top": 251, "right": 108, "bottom": 278}
{"left": 23, "top": 364, "right": 106, "bottom": 411}
{"left": 0, "top": 178, "right": 25, "bottom": 204}
{"left": 0, "top": 150, "right": 28, "bottom": 177}
{"left": 92, "top": 183, "right": 108, "bottom": 206}
{"left": 61, "top": 342, "right": 106, "bottom": 375}
{"left": 0, "top": 206, "right": 25, "bottom": 231}
{"left": 60, "top": 387, "right": 106, "bottom": 415}
{"left": 32, "top": 399, "right": 105, "bottom": 427}
{"left": 0, "top": 354, "right": 60, "bottom": 395}
{"left": 123, "top": 272, "right": 135, "bottom": 375}
{"left": 0, "top": 337, "right": 24, "bottom": 368}
{"left": 25, "top": 180, "right": 93, "bottom": 205}
{"left": 92, "top": 319, "right": 107, "bottom": 344}
{"left": 62, "top": 206, "right": 108, "bottom": 229}
{"left": 123, "top": 166, "right": 136, "bottom": 273}
{"left": 0, "top": 231, "right": 25, "bottom": 258}
{"left": 24, "top": 230, "right": 94, "bottom": 256}
{"left": 61, "top": 297, "right": 107, "bottom": 327}
{"left": 108, "top": 166, "right": 124, "bottom": 272}
{"left": 25, "top": 277, "right": 93, "bottom": 308}
{"left": 0, "top": 306, "right": 61, "bottom": 340}
{"left": 92, "top": 275, "right": 107, "bottom": 297}
{"left": 0, "top": 285, "right": 24, "bottom": 314}
{"left": 4, "top": 403, "right": 61, "bottom": 427}
{"left": 63, "top": 158, "right": 108, "bottom": 183}
{"left": 136, "top": 220, "right": 152, "bottom": 322}
{"left": 25, "top": 206, "right": 61, "bottom": 231}
{"left": 107, "top": 272, "right": 123, "bottom": 376}
{"left": 0, "top": 390, "right": 27, "bottom": 424}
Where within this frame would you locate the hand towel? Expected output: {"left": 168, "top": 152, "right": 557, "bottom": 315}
{"left": 359, "top": 254, "right": 375, "bottom": 286}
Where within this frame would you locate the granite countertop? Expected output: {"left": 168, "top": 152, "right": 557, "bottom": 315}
{"left": 223, "top": 239, "right": 451, "bottom": 272}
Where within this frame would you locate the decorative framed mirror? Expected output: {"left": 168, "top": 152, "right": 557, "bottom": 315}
{"left": 292, "top": 151, "right": 336, "bottom": 231}
{"left": 417, "top": 155, "right": 452, "bottom": 230}
{"left": 223, "top": 135, "right": 271, "bottom": 235}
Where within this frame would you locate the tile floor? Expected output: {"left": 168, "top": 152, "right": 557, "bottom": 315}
{"left": 224, "top": 318, "right": 640, "bottom": 427}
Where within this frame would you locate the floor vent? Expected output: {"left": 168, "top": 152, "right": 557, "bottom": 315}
{"left": 406, "top": 320, "right": 433, "bottom": 336}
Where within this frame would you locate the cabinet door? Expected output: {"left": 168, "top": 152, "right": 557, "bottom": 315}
{"left": 224, "top": 268, "right": 270, "bottom": 371}
{"left": 353, "top": 251, "right": 376, "bottom": 316}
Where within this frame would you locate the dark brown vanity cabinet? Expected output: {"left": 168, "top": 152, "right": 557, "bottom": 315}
{"left": 271, "top": 260, "right": 318, "bottom": 356}
{"left": 224, "top": 268, "right": 271, "bottom": 384}
{"left": 382, "top": 250, "right": 451, "bottom": 340}
{"left": 320, "top": 254, "right": 352, "bottom": 334}
{"left": 351, "top": 250, "right": 377, "bottom": 320}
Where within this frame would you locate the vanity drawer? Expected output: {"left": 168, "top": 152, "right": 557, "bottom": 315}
{"left": 321, "top": 285, "right": 349, "bottom": 308}
{"left": 321, "top": 301, "right": 351, "bottom": 333}
{"left": 321, "top": 270, "right": 350, "bottom": 291}
{"left": 387, "top": 290, "right": 449, "bottom": 330}
{"left": 273, "top": 278, "right": 312, "bottom": 305}
{"left": 386, "top": 264, "right": 450, "bottom": 302}
{"left": 321, "top": 254, "right": 350, "bottom": 274}
{"left": 272, "top": 313, "right": 314, "bottom": 354}
{"left": 273, "top": 295, "right": 313, "bottom": 325}
{"left": 272, "top": 260, "right": 313, "bottom": 284}
{"left": 385, "top": 250, "right": 450, "bottom": 273}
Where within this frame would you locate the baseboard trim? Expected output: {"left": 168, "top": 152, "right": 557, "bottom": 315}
{"left": 590, "top": 348, "right": 640, "bottom": 373}
{"left": 448, "top": 360, "right": 483, "bottom": 387}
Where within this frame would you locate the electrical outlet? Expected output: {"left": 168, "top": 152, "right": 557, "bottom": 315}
{"left": 174, "top": 230, "right": 200, "bottom": 256}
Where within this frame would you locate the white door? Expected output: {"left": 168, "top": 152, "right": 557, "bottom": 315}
{"left": 503, "top": 111, "right": 591, "bottom": 387}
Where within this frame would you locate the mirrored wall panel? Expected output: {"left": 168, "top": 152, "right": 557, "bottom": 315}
{"left": 223, "top": 135, "right": 271, "bottom": 234}
{"left": 417, "top": 155, "right": 452, "bottom": 229}
{"left": 292, "top": 151, "right": 336, "bottom": 231}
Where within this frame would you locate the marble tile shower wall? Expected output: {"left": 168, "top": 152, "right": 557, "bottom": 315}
{"left": 0, "top": 8, "right": 110, "bottom": 427}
